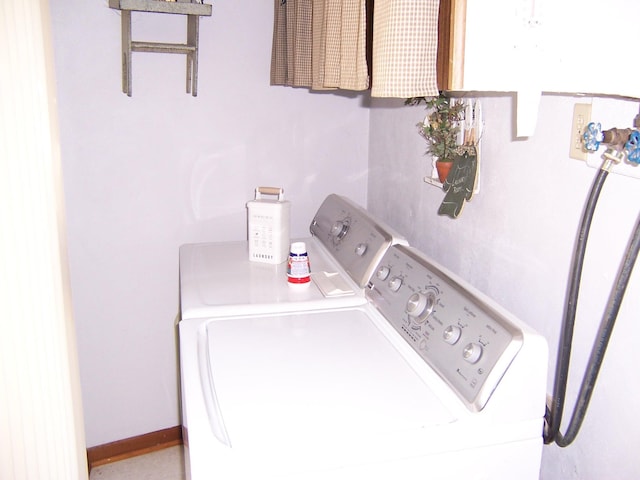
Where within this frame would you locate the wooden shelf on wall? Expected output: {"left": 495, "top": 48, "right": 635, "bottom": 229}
{"left": 109, "top": 0, "right": 212, "bottom": 16}
{"left": 108, "top": 0, "right": 213, "bottom": 96}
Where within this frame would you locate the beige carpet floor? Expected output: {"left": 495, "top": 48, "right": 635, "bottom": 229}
{"left": 89, "top": 445, "right": 185, "bottom": 480}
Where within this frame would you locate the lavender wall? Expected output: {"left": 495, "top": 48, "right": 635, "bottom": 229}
{"left": 50, "top": 0, "right": 369, "bottom": 446}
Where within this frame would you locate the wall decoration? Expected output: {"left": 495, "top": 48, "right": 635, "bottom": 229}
{"left": 407, "top": 94, "right": 483, "bottom": 218}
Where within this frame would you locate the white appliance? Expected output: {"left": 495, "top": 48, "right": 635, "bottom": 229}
{"left": 178, "top": 195, "right": 548, "bottom": 480}
{"left": 180, "top": 194, "right": 407, "bottom": 322}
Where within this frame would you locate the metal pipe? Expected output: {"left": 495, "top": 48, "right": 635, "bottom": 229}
{"left": 601, "top": 128, "right": 634, "bottom": 151}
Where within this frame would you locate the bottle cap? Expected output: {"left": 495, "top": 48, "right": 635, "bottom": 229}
{"left": 290, "top": 242, "right": 307, "bottom": 255}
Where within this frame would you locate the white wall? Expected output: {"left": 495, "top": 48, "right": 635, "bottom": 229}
{"left": 49, "top": 0, "right": 369, "bottom": 447}
{"left": 369, "top": 94, "right": 640, "bottom": 479}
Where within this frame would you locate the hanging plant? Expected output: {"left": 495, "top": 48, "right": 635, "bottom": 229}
{"left": 406, "top": 93, "right": 465, "bottom": 163}
{"left": 406, "top": 93, "right": 465, "bottom": 183}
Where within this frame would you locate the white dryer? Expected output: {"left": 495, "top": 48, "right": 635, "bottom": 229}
{"left": 178, "top": 196, "right": 548, "bottom": 480}
{"left": 179, "top": 194, "right": 407, "bottom": 320}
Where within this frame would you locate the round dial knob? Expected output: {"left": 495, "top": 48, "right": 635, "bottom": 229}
{"left": 462, "top": 342, "right": 483, "bottom": 364}
{"left": 443, "top": 325, "right": 462, "bottom": 345}
{"left": 406, "top": 292, "right": 427, "bottom": 317}
{"left": 406, "top": 290, "right": 437, "bottom": 321}
{"left": 354, "top": 243, "right": 368, "bottom": 256}
{"left": 330, "top": 220, "right": 349, "bottom": 240}
{"left": 388, "top": 276, "right": 403, "bottom": 292}
{"left": 376, "top": 266, "right": 390, "bottom": 281}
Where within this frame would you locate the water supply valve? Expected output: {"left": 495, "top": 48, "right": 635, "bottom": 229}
{"left": 578, "top": 110, "right": 640, "bottom": 178}
{"left": 583, "top": 122, "right": 604, "bottom": 152}
{"left": 583, "top": 122, "right": 638, "bottom": 169}
{"left": 624, "top": 131, "right": 640, "bottom": 165}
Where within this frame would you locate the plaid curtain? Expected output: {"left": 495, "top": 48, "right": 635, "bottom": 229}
{"left": 270, "top": 0, "right": 439, "bottom": 97}
{"left": 270, "top": 0, "right": 368, "bottom": 91}
{"left": 371, "top": 0, "right": 440, "bottom": 97}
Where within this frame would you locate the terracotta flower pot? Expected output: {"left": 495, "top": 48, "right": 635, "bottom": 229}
{"left": 436, "top": 160, "right": 453, "bottom": 183}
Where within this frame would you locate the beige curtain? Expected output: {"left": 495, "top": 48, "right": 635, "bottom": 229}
{"left": 270, "top": 0, "right": 440, "bottom": 97}
{"left": 271, "top": 0, "right": 369, "bottom": 91}
{"left": 371, "top": 0, "right": 440, "bottom": 97}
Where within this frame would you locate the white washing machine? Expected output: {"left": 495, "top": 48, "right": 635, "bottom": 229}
{"left": 178, "top": 196, "right": 548, "bottom": 480}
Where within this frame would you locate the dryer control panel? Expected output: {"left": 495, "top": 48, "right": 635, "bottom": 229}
{"left": 310, "top": 194, "right": 407, "bottom": 288}
{"left": 368, "top": 244, "right": 523, "bottom": 412}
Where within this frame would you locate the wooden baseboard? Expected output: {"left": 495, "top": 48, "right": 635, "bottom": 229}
{"left": 87, "top": 425, "right": 183, "bottom": 471}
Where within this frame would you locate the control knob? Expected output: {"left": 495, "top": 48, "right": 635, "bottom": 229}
{"left": 330, "top": 220, "right": 349, "bottom": 240}
{"left": 355, "top": 243, "right": 368, "bottom": 256}
{"left": 406, "top": 290, "right": 437, "bottom": 322}
{"left": 462, "top": 342, "right": 483, "bottom": 364}
{"left": 376, "top": 266, "right": 390, "bottom": 281}
{"left": 443, "top": 325, "right": 462, "bottom": 345}
{"left": 388, "top": 276, "right": 403, "bottom": 292}
{"left": 406, "top": 293, "right": 427, "bottom": 317}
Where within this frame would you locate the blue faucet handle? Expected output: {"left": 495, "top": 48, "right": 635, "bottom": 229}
{"left": 583, "top": 122, "right": 604, "bottom": 152}
{"left": 625, "top": 131, "right": 640, "bottom": 164}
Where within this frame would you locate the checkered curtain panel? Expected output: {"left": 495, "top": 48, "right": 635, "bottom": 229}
{"left": 372, "top": 0, "right": 440, "bottom": 97}
{"left": 271, "top": 0, "right": 439, "bottom": 97}
{"left": 271, "top": 0, "right": 368, "bottom": 91}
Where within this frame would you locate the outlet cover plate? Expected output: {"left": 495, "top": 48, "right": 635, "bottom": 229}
{"left": 569, "top": 103, "right": 591, "bottom": 161}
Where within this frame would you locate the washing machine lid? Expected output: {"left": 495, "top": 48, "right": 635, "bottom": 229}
{"left": 199, "top": 307, "right": 457, "bottom": 455}
{"left": 180, "top": 239, "right": 365, "bottom": 319}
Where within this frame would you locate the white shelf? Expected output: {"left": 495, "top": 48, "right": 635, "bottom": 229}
{"left": 423, "top": 176, "right": 444, "bottom": 188}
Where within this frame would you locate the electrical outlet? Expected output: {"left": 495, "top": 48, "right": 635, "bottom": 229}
{"left": 569, "top": 103, "right": 592, "bottom": 161}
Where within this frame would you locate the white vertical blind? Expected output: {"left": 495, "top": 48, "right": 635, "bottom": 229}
{"left": 0, "top": 0, "right": 88, "bottom": 479}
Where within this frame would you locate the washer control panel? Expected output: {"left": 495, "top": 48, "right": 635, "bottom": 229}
{"left": 367, "top": 245, "right": 523, "bottom": 411}
{"left": 310, "top": 195, "right": 407, "bottom": 288}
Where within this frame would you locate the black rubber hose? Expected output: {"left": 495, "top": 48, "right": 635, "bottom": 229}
{"left": 544, "top": 168, "right": 609, "bottom": 444}
{"left": 555, "top": 211, "right": 640, "bottom": 447}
